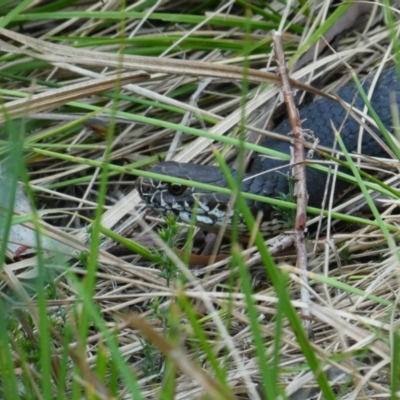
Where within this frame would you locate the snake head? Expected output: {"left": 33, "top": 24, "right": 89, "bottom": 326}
{"left": 136, "top": 161, "right": 235, "bottom": 231}
{"left": 136, "top": 161, "right": 290, "bottom": 236}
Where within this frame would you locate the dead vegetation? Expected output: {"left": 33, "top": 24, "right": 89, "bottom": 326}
{"left": 0, "top": 1, "right": 400, "bottom": 399}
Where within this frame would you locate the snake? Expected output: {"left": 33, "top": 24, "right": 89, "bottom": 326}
{"left": 137, "top": 66, "right": 399, "bottom": 236}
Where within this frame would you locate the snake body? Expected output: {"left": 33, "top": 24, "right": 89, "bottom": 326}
{"left": 137, "top": 66, "right": 399, "bottom": 235}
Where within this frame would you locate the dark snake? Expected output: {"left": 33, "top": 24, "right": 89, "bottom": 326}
{"left": 137, "top": 66, "right": 399, "bottom": 236}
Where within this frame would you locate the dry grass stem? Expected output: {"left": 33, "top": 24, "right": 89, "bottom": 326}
{"left": 1, "top": 1, "right": 400, "bottom": 398}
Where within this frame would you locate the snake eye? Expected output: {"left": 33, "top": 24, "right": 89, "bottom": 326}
{"left": 167, "top": 182, "right": 186, "bottom": 196}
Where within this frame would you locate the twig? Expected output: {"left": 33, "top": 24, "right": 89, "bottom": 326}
{"left": 272, "top": 32, "right": 312, "bottom": 332}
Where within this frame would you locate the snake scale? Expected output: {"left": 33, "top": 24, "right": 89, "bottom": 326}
{"left": 137, "top": 66, "right": 399, "bottom": 236}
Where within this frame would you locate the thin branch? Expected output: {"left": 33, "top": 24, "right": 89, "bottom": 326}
{"left": 272, "top": 31, "right": 311, "bottom": 332}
